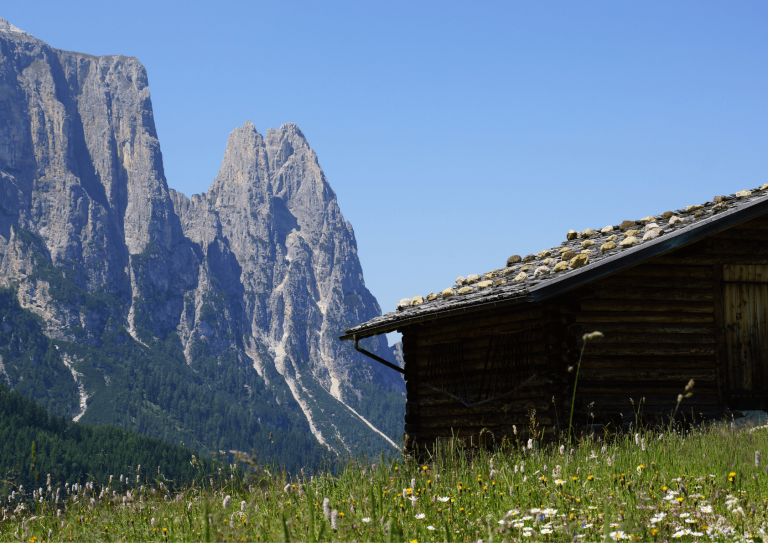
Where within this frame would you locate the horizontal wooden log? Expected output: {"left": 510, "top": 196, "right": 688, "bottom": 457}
{"left": 577, "top": 381, "right": 718, "bottom": 394}
{"left": 419, "top": 307, "right": 543, "bottom": 337}
{"left": 416, "top": 369, "right": 549, "bottom": 393}
{"left": 590, "top": 287, "right": 713, "bottom": 303}
{"left": 579, "top": 355, "right": 716, "bottom": 368}
{"left": 579, "top": 332, "right": 715, "bottom": 345}
{"left": 417, "top": 361, "right": 549, "bottom": 381}
{"left": 416, "top": 321, "right": 543, "bottom": 346}
{"left": 576, "top": 323, "right": 714, "bottom": 334}
{"left": 615, "top": 265, "right": 713, "bottom": 279}
{"left": 415, "top": 337, "right": 545, "bottom": 358}
{"left": 596, "top": 276, "right": 714, "bottom": 290}
{"left": 413, "top": 421, "right": 554, "bottom": 434}
{"left": 718, "top": 219, "right": 768, "bottom": 231}
{"left": 583, "top": 342, "right": 716, "bottom": 356}
{"left": 417, "top": 383, "right": 549, "bottom": 403}
{"left": 576, "top": 312, "right": 714, "bottom": 323}
{"left": 710, "top": 240, "right": 768, "bottom": 255}
{"left": 577, "top": 367, "right": 716, "bottom": 382}
{"left": 419, "top": 413, "right": 555, "bottom": 429}
{"left": 578, "top": 393, "right": 719, "bottom": 405}
{"left": 652, "top": 256, "right": 768, "bottom": 265}
{"left": 578, "top": 300, "right": 713, "bottom": 313}
{"left": 419, "top": 401, "right": 563, "bottom": 418}
{"left": 710, "top": 229, "right": 768, "bottom": 241}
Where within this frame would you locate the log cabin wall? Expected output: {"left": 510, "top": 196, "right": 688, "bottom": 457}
{"left": 558, "top": 211, "right": 768, "bottom": 426}
{"left": 401, "top": 211, "right": 768, "bottom": 453}
{"left": 401, "top": 303, "right": 567, "bottom": 454}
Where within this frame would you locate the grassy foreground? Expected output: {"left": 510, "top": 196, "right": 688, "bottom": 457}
{"left": 3, "top": 420, "right": 768, "bottom": 542}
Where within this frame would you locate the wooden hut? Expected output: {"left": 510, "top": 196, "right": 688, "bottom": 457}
{"left": 340, "top": 186, "right": 768, "bottom": 453}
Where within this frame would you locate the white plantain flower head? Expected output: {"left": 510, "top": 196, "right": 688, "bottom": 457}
{"left": 331, "top": 509, "right": 339, "bottom": 530}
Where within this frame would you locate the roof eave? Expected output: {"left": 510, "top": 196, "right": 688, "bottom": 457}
{"left": 341, "top": 194, "right": 768, "bottom": 341}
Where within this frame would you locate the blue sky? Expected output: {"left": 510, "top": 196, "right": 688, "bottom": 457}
{"left": 5, "top": 2, "right": 767, "bottom": 345}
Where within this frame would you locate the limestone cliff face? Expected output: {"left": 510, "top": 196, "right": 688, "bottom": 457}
{"left": 0, "top": 18, "right": 403, "bottom": 456}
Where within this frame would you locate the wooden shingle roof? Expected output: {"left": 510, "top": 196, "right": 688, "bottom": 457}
{"left": 341, "top": 186, "right": 768, "bottom": 340}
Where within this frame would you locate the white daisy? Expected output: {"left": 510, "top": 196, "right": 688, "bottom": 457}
{"left": 437, "top": 496, "right": 450, "bottom": 502}
{"left": 415, "top": 513, "right": 426, "bottom": 520}
{"left": 362, "top": 517, "right": 371, "bottom": 523}
{"left": 427, "top": 526, "right": 435, "bottom": 531}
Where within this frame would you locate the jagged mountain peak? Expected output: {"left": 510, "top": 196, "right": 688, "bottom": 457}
{"left": 0, "top": 18, "right": 28, "bottom": 35}
{"left": 0, "top": 22, "right": 404, "bottom": 461}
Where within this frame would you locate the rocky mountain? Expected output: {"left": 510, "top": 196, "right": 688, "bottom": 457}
{"left": 0, "top": 18, "right": 404, "bottom": 463}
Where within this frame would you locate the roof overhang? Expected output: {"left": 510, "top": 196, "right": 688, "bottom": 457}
{"left": 341, "top": 194, "right": 768, "bottom": 341}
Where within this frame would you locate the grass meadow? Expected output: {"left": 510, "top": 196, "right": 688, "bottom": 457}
{"left": 4, "top": 414, "right": 768, "bottom": 542}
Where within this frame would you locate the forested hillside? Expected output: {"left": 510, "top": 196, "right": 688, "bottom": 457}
{"left": 0, "top": 383, "right": 221, "bottom": 496}
{"left": 0, "top": 285, "right": 329, "bottom": 470}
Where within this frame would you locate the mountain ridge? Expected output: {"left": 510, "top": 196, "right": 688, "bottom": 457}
{"left": 0, "top": 17, "right": 403, "bottom": 463}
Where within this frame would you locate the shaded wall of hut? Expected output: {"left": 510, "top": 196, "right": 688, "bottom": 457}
{"left": 401, "top": 211, "right": 768, "bottom": 454}
{"left": 401, "top": 303, "right": 567, "bottom": 454}
{"left": 565, "top": 211, "right": 768, "bottom": 425}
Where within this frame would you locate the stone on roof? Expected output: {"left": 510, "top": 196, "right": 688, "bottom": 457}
{"left": 344, "top": 185, "right": 768, "bottom": 340}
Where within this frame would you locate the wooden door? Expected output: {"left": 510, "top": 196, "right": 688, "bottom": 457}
{"left": 723, "top": 265, "right": 768, "bottom": 409}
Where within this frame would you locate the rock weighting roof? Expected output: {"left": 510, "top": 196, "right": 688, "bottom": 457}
{"left": 342, "top": 185, "right": 768, "bottom": 341}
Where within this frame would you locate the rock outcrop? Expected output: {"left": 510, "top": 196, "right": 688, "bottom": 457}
{"left": 0, "top": 18, "right": 403, "bottom": 459}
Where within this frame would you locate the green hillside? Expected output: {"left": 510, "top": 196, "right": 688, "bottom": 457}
{"left": 0, "top": 383, "right": 218, "bottom": 494}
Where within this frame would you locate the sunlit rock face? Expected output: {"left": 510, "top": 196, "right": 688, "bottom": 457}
{"left": 0, "top": 18, "right": 403, "bottom": 458}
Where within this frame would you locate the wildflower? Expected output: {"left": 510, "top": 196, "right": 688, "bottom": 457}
{"left": 415, "top": 513, "right": 426, "bottom": 519}
{"left": 323, "top": 497, "right": 331, "bottom": 520}
{"left": 636, "top": 464, "right": 644, "bottom": 474}
{"left": 423, "top": 465, "right": 428, "bottom": 471}
{"left": 700, "top": 505, "right": 713, "bottom": 513}
{"left": 240, "top": 500, "right": 246, "bottom": 512}
{"left": 559, "top": 445, "right": 565, "bottom": 455}
{"left": 331, "top": 509, "right": 338, "bottom": 530}
{"left": 527, "top": 439, "right": 533, "bottom": 450}
{"left": 427, "top": 525, "right": 435, "bottom": 530}
{"left": 587, "top": 475, "right": 594, "bottom": 481}
{"left": 223, "top": 495, "right": 231, "bottom": 509}
{"left": 555, "top": 479, "right": 565, "bottom": 486}
{"left": 362, "top": 517, "right": 371, "bottom": 523}
{"left": 635, "top": 433, "right": 640, "bottom": 446}
{"left": 437, "top": 496, "right": 450, "bottom": 502}
{"left": 151, "top": 518, "right": 155, "bottom": 527}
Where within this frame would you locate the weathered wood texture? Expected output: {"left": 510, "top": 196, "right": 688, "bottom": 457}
{"left": 399, "top": 211, "right": 768, "bottom": 452}
{"left": 573, "top": 214, "right": 768, "bottom": 418}
{"left": 722, "top": 264, "right": 768, "bottom": 409}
